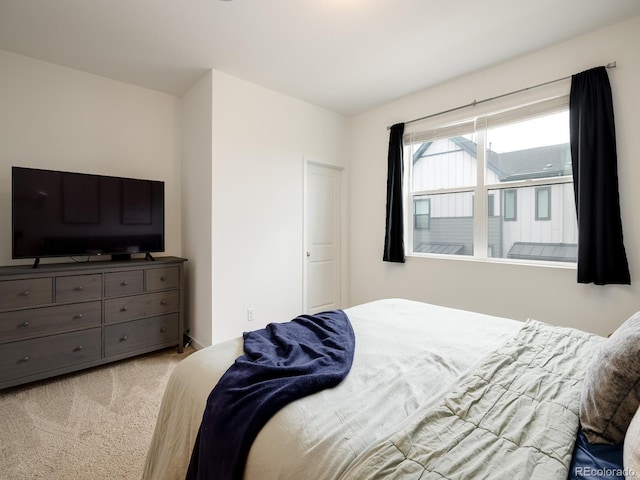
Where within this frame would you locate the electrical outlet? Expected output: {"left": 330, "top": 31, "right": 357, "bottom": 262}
{"left": 247, "top": 308, "right": 255, "bottom": 322}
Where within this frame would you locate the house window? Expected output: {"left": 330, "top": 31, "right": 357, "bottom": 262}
{"left": 414, "top": 198, "right": 431, "bottom": 229}
{"left": 406, "top": 95, "right": 577, "bottom": 264}
{"left": 488, "top": 193, "right": 496, "bottom": 217}
{"left": 536, "top": 187, "right": 551, "bottom": 220}
{"left": 503, "top": 189, "right": 517, "bottom": 221}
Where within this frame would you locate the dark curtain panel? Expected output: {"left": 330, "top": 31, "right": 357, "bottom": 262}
{"left": 383, "top": 123, "right": 405, "bottom": 263}
{"left": 570, "top": 66, "right": 630, "bottom": 285}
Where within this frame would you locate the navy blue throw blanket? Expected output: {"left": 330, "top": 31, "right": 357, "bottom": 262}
{"left": 185, "top": 309, "right": 355, "bottom": 480}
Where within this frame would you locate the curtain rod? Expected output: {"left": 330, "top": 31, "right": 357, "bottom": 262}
{"left": 387, "top": 62, "right": 617, "bottom": 130}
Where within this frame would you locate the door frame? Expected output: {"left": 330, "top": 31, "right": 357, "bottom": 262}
{"left": 302, "top": 157, "right": 349, "bottom": 313}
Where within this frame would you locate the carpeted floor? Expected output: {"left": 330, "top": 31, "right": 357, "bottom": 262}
{"left": 0, "top": 346, "right": 194, "bottom": 480}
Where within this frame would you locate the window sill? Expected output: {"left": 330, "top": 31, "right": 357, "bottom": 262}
{"left": 406, "top": 252, "right": 577, "bottom": 270}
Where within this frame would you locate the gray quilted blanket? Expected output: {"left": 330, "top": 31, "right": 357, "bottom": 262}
{"left": 339, "top": 320, "right": 604, "bottom": 480}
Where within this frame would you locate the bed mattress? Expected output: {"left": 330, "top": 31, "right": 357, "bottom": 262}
{"left": 143, "top": 298, "right": 523, "bottom": 480}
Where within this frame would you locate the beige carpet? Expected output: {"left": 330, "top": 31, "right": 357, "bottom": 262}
{"left": 0, "top": 346, "right": 194, "bottom": 480}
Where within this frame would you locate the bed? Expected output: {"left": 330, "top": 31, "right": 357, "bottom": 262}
{"left": 143, "top": 298, "right": 640, "bottom": 480}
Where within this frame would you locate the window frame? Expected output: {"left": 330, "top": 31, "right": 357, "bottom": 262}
{"left": 404, "top": 94, "right": 575, "bottom": 265}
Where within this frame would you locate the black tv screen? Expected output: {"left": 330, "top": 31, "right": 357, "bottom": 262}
{"left": 12, "top": 167, "right": 165, "bottom": 260}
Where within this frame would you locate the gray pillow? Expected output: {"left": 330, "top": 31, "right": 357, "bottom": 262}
{"left": 623, "top": 407, "right": 640, "bottom": 479}
{"left": 581, "top": 311, "right": 640, "bottom": 444}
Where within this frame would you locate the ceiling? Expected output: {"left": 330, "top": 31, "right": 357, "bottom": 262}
{"left": 0, "top": 0, "right": 639, "bottom": 116}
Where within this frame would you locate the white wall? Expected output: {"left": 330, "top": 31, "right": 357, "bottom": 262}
{"left": 181, "top": 69, "right": 349, "bottom": 347}
{"left": 209, "top": 70, "right": 349, "bottom": 344}
{"left": 181, "top": 71, "right": 213, "bottom": 348}
{"left": 0, "top": 49, "right": 182, "bottom": 266}
{"left": 348, "top": 16, "right": 640, "bottom": 337}
{"left": 0, "top": 48, "right": 348, "bottom": 349}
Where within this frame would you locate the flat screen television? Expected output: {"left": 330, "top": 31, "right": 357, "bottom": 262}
{"left": 12, "top": 166, "right": 165, "bottom": 266}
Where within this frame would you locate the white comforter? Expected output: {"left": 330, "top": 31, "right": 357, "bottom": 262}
{"left": 339, "top": 319, "right": 603, "bottom": 479}
{"left": 143, "top": 299, "right": 522, "bottom": 480}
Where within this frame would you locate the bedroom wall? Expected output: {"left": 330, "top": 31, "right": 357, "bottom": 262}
{"left": 348, "top": 16, "right": 640, "bottom": 337}
{"left": 209, "top": 70, "right": 349, "bottom": 344}
{"left": 182, "top": 69, "right": 349, "bottom": 347}
{"left": 0, "top": 49, "right": 182, "bottom": 266}
{"left": 181, "top": 71, "right": 213, "bottom": 349}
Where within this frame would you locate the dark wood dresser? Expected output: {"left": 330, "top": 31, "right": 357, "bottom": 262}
{"left": 0, "top": 256, "right": 186, "bottom": 389}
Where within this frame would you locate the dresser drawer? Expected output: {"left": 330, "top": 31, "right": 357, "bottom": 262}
{"left": 146, "top": 266, "right": 180, "bottom": 291}
{"left": 105, "top": 314, "right": 179, "bottom": 357}
{"left": 0, "top": 278, "right": 52, "bottom": 310}
{"left": 56, "top": 274, "right": 102, "bottom": 303}
{"left": 104, "top": 290, "right": 179, "bottom": 324}
{"left": 105, "top": 270, "right": 144, "bottom": 297}
{"left": 0, "top": 328, "right": 101, "bottom": 383}
{"left": 0, "top": 301, "right": 101, "bottom": 343}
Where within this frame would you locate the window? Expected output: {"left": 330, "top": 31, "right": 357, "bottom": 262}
{"left": 488, "top": 193, "right": 496, "bottom": 217}
{"left": 536, "top": 187, "right": 551, "bottom": 220}
{"left": 503, "top": 189, "right": 517, "bottom": 221}
{"left": 406, "top": 95, "right": 577, "bottom": 264}
{"left": 414, "top": 198, "right": 431, "bottom": 229}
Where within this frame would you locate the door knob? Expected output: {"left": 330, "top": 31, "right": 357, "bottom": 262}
{"left": 306, "top": 252, "right": 311, "bottom": 257}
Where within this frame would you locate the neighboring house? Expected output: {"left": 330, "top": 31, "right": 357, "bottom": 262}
{"left": 412, "top": 136, "right": 578, "bottom": 262}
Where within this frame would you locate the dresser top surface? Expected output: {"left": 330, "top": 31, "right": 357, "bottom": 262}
{"left": 0, "top": 256, "right": 187, "bottom": 278}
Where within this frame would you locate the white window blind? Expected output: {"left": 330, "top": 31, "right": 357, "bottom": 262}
{"left": 485, "top": 95, "right": 569, "bottom": 129}
{"left": 405, "top": 95, "right": 569, "bottom": 144}
{"left": 403, "top": 120, "right": 475, "bottom": 145}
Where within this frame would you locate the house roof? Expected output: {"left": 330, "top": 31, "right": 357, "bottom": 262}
{"left": 507, "top": 242, "right": 578, "bottom": 262}
{"left": 490, "top": 143, "right": 572, "bottom": 181}
{"left": 414, "top": 243, "right": 465, "bottom": 255}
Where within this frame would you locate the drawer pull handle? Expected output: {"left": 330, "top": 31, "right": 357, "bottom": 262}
{"left": 160, "top": 327, "right": 167, "bottom": 333}
{"left": 22, "top": 356, "right": 30, "bottom": 362}
{"left": 22, "top": 290, "right": 30, "bottom": 296}
{"left": 121, "top": 306, "right": 128, "bottom": 312}
{"left": 121, "top": 335, "right": 128, "bottom": 341}
{"left": 121, "top": 281, "right": 128, "bottom": 286}
{"left": 160, "top": 299, "right": 167, "bottom": 306}
{"left": 160, "top": 276, "right": 167, "bottom": 282}
{"left": 75, "top": 345, "right": 84, "bottom": 352}
{"left": 75, "top": 313, "right": 84, "bottom": 319}
{"left": 75, "top": 286, "right": 84, "bottom": 291}
{"left": 21, "top": 321, "right": 29, "bottom": 327}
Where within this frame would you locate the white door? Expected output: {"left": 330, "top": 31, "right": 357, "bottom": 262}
{"left": 305, "top": 163, "right": 342, "bottom": 314}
